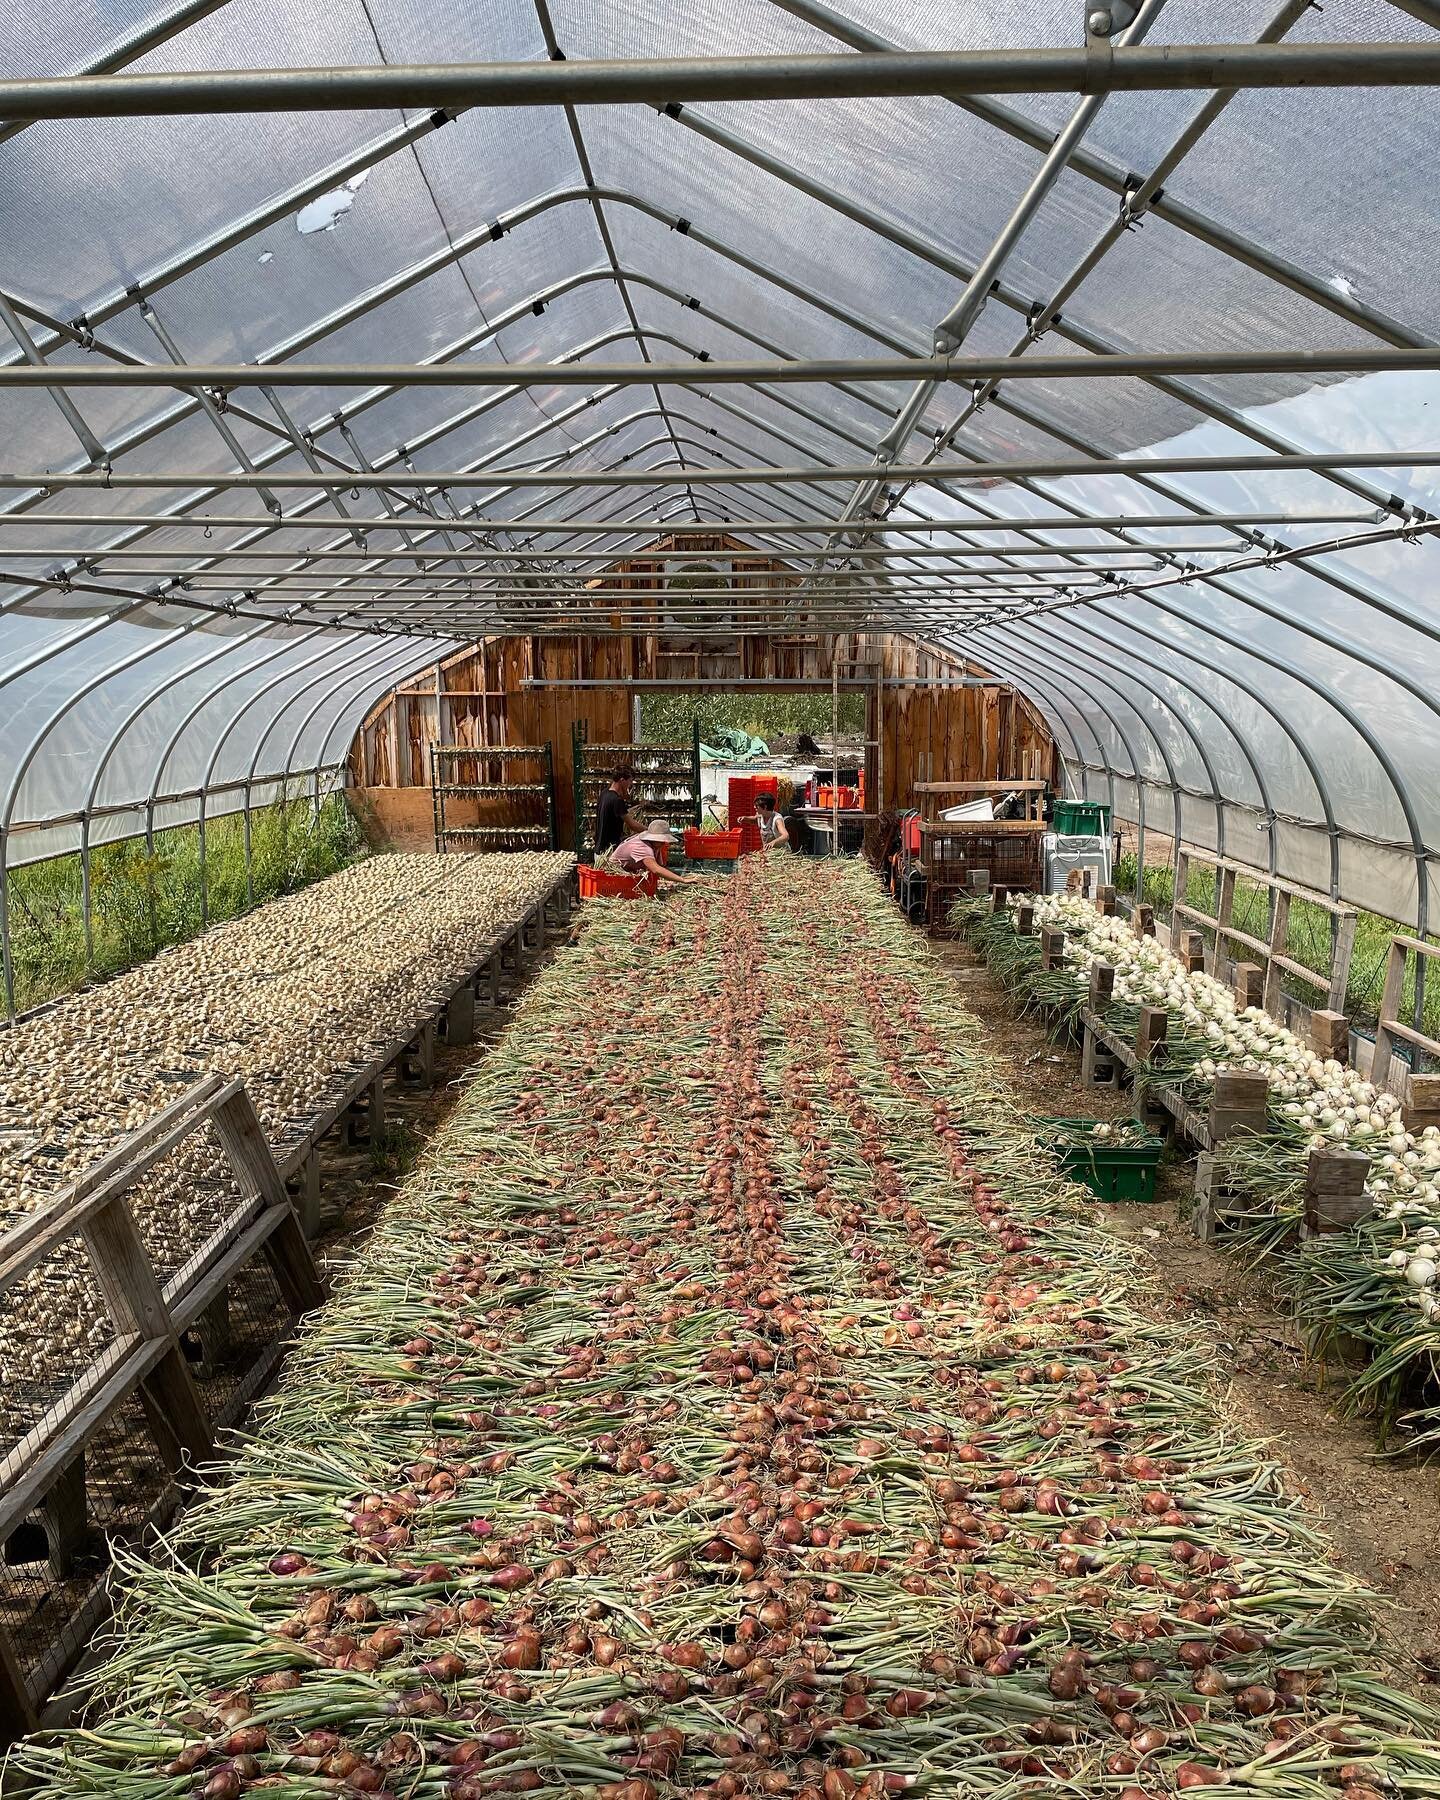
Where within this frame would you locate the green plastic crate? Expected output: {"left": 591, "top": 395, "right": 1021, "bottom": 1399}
{"left": 1052, "top": 800, "right": 1111, "bottom": 837}
{"left": 1035, "top": 1116, "right": 1164, "bottom": 1204}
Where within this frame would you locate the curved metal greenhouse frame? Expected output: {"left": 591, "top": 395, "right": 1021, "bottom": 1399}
{"left": 2, "top": 0, "right": 1439, "bottom": 1011}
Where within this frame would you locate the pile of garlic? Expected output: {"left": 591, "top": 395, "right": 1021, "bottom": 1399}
{"left": 1018, "top": 892, "right": 1440, "bottom": 1321}
{"left": 0, "top": 851, "right": 574, "bottom": 1412}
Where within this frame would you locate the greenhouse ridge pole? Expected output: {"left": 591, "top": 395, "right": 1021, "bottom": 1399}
{"left": 8, "top": 450, "right": 1440, "bottom": 487}
{"left": 1, "top": 45, "right": 1439, "bottom": 119}
{"left": 0, "top": 511, "right": 1377, "bottom": 535}
{"left": 5, "top": 346, "right": 1440, "bottom": 386}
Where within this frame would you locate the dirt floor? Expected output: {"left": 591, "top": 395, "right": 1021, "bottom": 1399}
{"left": 937, "top": 937, "right": 1440, "bottom": 1683}
{"left": 308, "top": 941, "right": 571, "bottom": 1277}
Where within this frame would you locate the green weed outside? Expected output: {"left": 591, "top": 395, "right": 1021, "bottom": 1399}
{"left": 639, "top": 692, "right": 866, "bottom": 745}
{"left": 6, "top": 792, "right": 364, "bottom": 1015}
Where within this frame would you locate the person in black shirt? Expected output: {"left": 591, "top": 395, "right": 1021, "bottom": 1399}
{"left": 596, "top": 764, "right": 639, "bottom": 854}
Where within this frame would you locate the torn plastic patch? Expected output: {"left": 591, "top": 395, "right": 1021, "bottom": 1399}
{"left": 296, "top": 171, "right": 370, "bottom": 236}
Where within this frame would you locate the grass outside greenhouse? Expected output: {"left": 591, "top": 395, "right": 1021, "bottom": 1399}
{"left": 1115, "top": 850, "right": 1440, "bottom": 1042}
{"left": 639, "top": 690, "right": 866, "bottom": 744}
{"left": 5, "top": 791, "right": 364, "bottom": 1015}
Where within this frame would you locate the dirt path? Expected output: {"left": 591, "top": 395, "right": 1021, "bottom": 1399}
{"left": 935, "top": 937, "right": 1440, "bottom": 1683}
{"left": 308, "top": 939, "right": 573, "bottom": 1277}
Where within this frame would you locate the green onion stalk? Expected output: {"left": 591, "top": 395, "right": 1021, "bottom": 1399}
{"left": 10, "top": 862, "right": 1440, "bottom": 1800}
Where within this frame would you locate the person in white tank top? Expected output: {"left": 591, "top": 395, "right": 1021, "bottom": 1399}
{"left": 755, "top": 792, "right": 790, "bottom": 850}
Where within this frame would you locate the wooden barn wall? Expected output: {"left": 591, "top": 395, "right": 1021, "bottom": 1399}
{"left": 872, "top": 637, "right": 1057, "bottom": 812}
{"left": 350, "top": 618, "right": 1058, "bottom": 851}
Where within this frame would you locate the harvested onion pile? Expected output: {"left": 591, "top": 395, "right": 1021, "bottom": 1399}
{"left": 958, "top": 891, "right": 1440, "bottom": 1441}
{"left": 12, "top": 860, "right": 1440, "bottom": 1799}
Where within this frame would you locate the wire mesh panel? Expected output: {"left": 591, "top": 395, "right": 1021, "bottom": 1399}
{"left": 0, "top": 1076, "right": 322, "bottom": 1740}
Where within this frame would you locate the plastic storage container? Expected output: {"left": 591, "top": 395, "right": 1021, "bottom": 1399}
{"left": 684, "top": 828, "right": 742, "bottom": 860}
{"left": 578, "top": 865, "right": 656, "bottom": 899}
{"left": 1035, "top": 1116, "right": 1164, "bottom": 1203}
{"left": 1052, "top": 800, "right": 1111, "bottom": 837}
{"left": 728, "top": 776, "right": 763, "bottom": 854}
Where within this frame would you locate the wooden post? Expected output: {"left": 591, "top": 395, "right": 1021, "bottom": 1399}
{"left": 82, "top": 1198, "right": 214, "bottom": 1474}
{"left": 1233, "top": 962, "right": 1264, "bottom": 1011}
{"left": 210, "top": 1084, "right": 325, "bottom": 1316}
{"left": 1095, "top": 884, "right": 1116, "bottom": 916}
{"left": 1039, "top": 926, "right": 1066, "bottom": 971}
{"left": 1262, "top": 889, "right": 1292, "bottom": 1014}
{"left": 968, "top": 868, "right": 991, "bottom": 895}
{"left": 1177, "top": 930, "right": 1207, "bottom": 973}
{"left": 487, "top": 951, "right": 503, "bottom": 1007}
{"left": 40, "top": 1454, "right": 89, "bottom": 1580}
{"left": 1015, "top": 902, "right": 1035, "bottom": 936}
{"left": 1302, "top": 1146, "right": 1372, "bottom": 1236}
{"left": 990, "top": 884, "right": 1011, "bottom": 912}
{"left": 1133, "top": 903, "right": 1155, "bottom": 937}
{"left": 447, "top": 980, "right": 476, "bottom": 1049}
{"left": 1371, "top": 939, "right": 1407, "bottom": 1093}
{"left": 1081, "top": 978, "right": 1117, "bottom": 1088}
{"left": 1208, "top": 1070, "right": 1270, "bottom": 1143}
{"left": 386, "top": 696, "right": 405, "bottom": 789}
{"left": 1211, "top": 864, "right": 1237, "bottom": 976}
{"left": 1135, "top": 1006, "right": 1168, "bottom": 1063}
{"left": 1406, "top": 1073, "right": 1440, "bottom": 1135}
{"left": 289, "top": 1149, "right": 321, "bottom": 1239}
{"left": 0, "top": 1629, "right": 37, "bottom": 1742}
{"left": 401, "top": 1020, "right": 436, "bottom": 1090}
{"left": 1329, "top": 909, "right": 1358, "bottom": 1014}
{"left": 1309, "top": 1010, "right": 1350, "bottom": 1065}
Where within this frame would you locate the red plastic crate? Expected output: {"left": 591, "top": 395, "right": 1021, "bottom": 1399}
{"left": 578, "top": 865, "right": 656, "bottom": 899}
{"left": 728, "top": 777, "right": 763, "bottom": 854}
{"left": 684, "top": 828, "right": 742, "bottom": 859}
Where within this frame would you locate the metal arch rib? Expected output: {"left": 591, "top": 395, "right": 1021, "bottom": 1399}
{"left": 762, "top": 0, "right": 1430, "bottom": 350}
{"left": 149, "top": 625, "right": 341, "bottom": 814}
{"left": 1000, "top": 612, "right": 1236, "bottom": 868}
{"left": 983, "top": 617, "right": 1196, "bottom": 873}
{"left": 274, "top": 640, "right": 446, "bottom": 789}
{"left": 953, "top": 636, "right": 1122, "bottom": 822}
{"left": 1044, "top": 585, "right": 1432, "bottom": 934}
{"left": 235, "top": 637, "right": 430, "bottom": 801}
{"left": 1042, "top": 606, "right": 1281, "bottom": 874}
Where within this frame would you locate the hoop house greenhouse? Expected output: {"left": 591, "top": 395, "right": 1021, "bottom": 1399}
{"left": 3, "top": 2, "right": 1440, "bottom": 1794}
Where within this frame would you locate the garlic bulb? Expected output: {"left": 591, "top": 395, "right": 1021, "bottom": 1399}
{"left": 0, "top": 852, "right": 573, "bottom": 1417}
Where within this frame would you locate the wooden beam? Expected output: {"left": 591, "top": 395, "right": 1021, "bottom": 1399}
{"left": 1309, "top": 1009, "right": 1350, "bottom": 1064}
{"left": 1302, "top": 1146, "right": 1371, "bottom": 1236}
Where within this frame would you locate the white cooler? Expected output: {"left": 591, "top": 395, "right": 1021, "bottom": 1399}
{"left": 1044, "top": 832, "right": 1112, "bottom": 894}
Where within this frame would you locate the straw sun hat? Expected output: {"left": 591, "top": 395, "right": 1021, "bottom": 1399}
{"left": 640, "top": 819, "right": 677, "bottom": 845}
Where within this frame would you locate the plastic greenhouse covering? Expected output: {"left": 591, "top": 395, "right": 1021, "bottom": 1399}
{"left": 2, "top": 0, "right": 1439, "bottom": 987}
